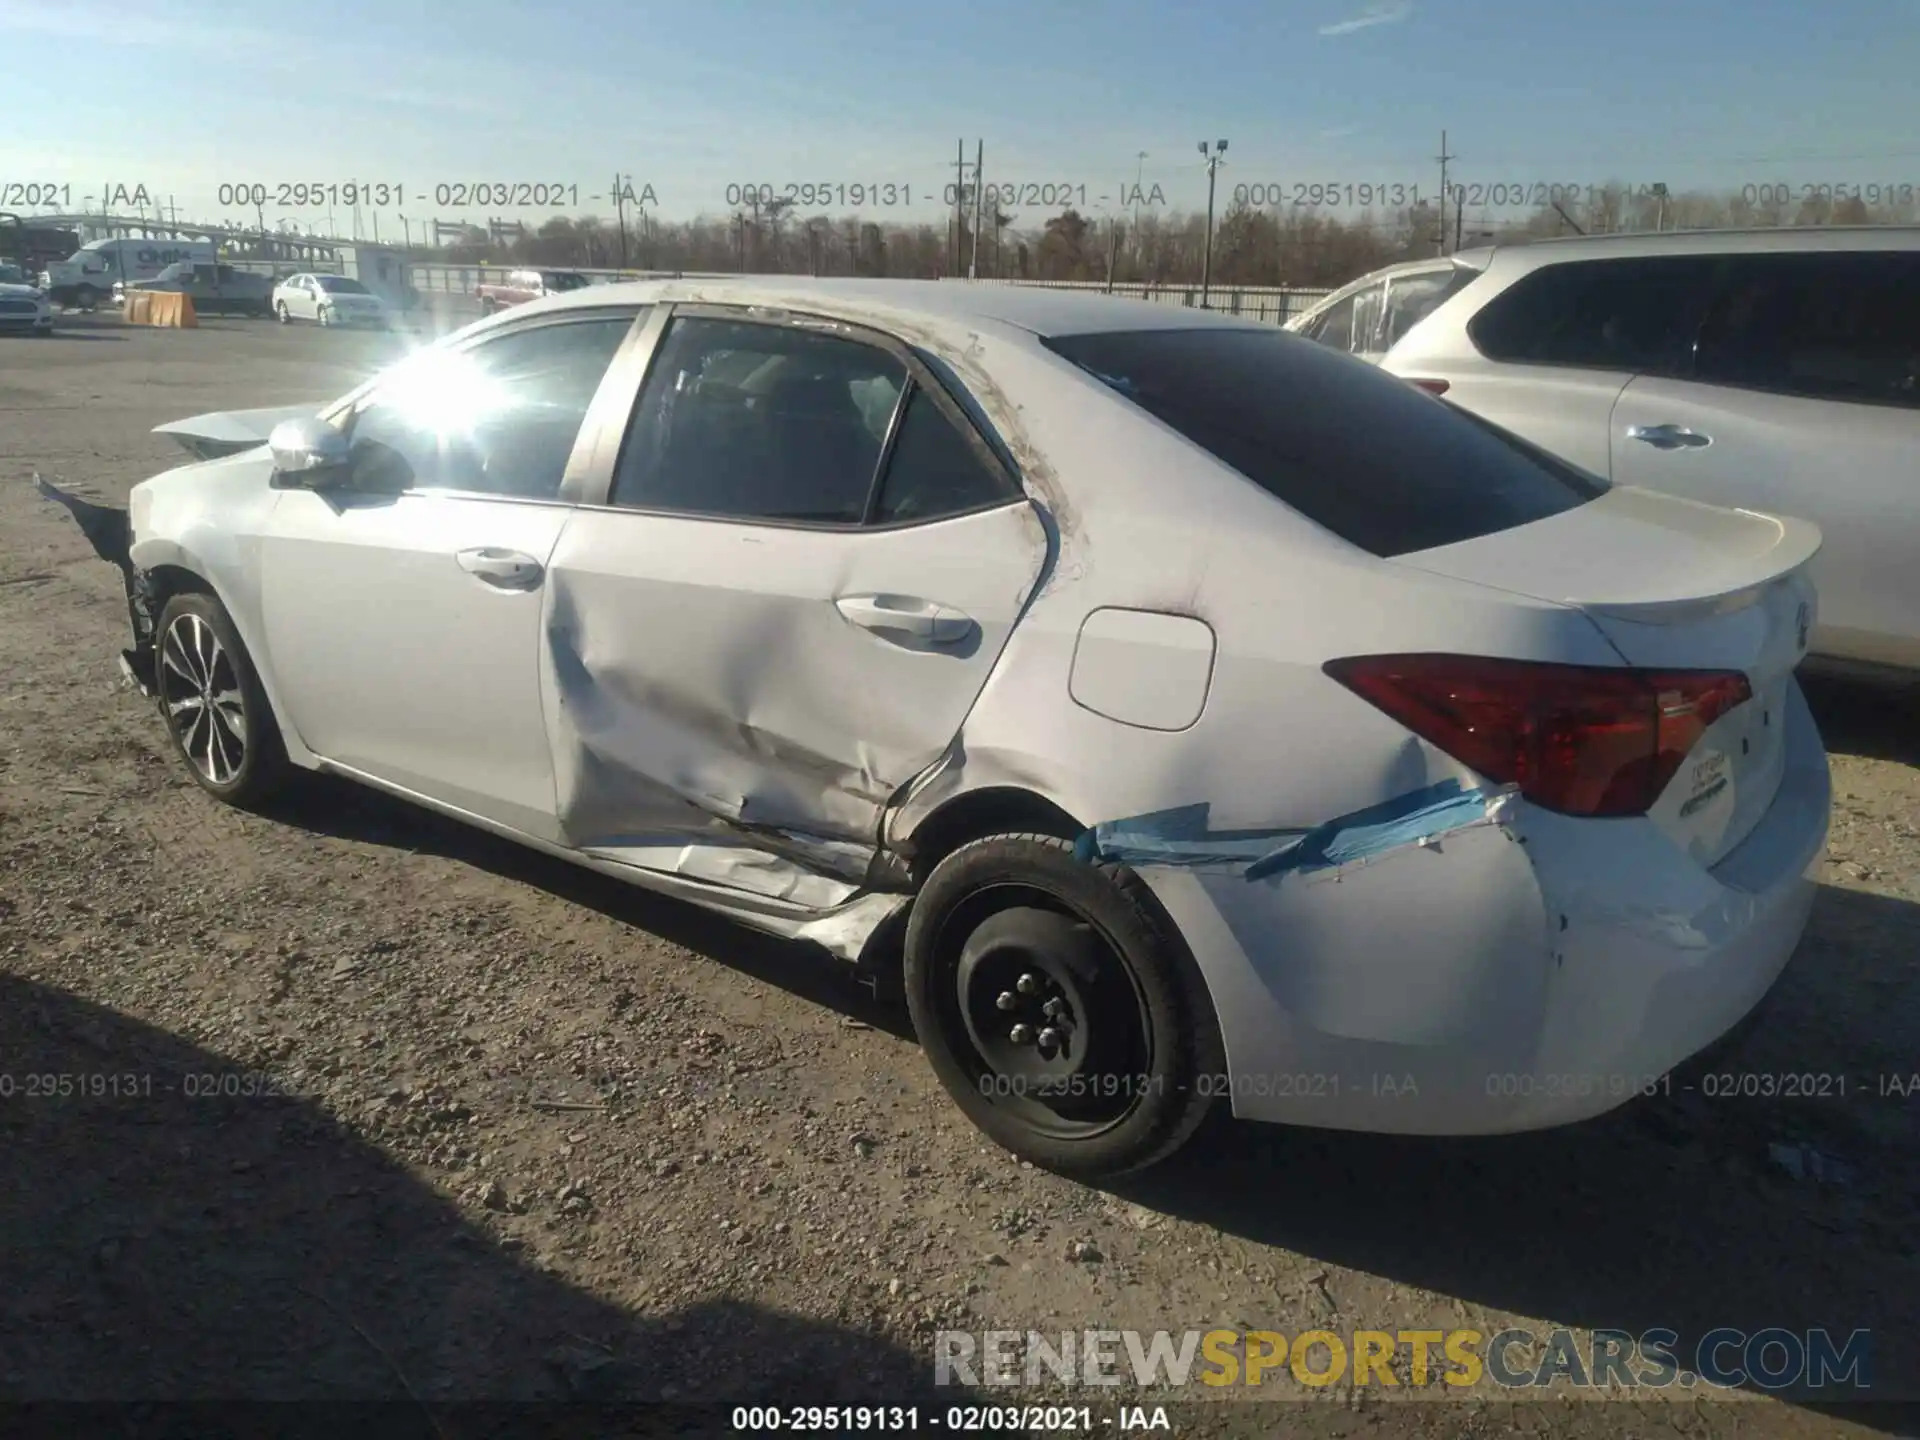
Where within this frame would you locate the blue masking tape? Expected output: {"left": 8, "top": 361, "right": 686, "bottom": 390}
{"left": 1077, "top": 779, "right": 1497, "bottom": 881}
{"left": 1244, "top": 777, "right": 1489, "bottom": 882}
{"left": 1077, "top": 803, "right": 1305, "bottom": 868}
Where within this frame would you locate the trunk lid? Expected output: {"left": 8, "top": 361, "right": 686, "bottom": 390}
{"left": 152, "top": 404, "right": 326, "bottom": 461}
{"left": 1399, "top": 485, "right": 1821, "bottom": 868}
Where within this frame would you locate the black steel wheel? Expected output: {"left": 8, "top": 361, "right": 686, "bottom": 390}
{"left": 905, "top": 833, "right": 1223, "bottom": 1178}
{"left": 154, "top": 591, "right": 287, "bottom": 808}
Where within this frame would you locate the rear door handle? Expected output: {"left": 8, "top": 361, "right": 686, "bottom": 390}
{"left": 1626, "top": 423, "right": 1712, "bottom": 450}
{"left": 456, "top": 547, "right": 543, "bottom": 588}
{"left": 835, "top": 594, "right": 972, "bottom": 644}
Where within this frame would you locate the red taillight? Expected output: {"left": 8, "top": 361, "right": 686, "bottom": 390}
{"left": 1323, "top": 655, "right": 1752, "bottom": 817}
{"left": 1407, "top": 377, "right": 1451, "bottom": 396}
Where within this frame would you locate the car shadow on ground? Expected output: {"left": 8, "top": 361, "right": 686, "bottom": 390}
{"left": 267, "top": 774, "right": 912, "bottom": 1040}
{"left": 261, "top": 773, "right": 1918, "bottom": 1423}
{"left": 33, "top": 332, "right": 127, "bottom": 343}
{"left": 0, "top": 971, "right": 1021, "bottom": 1428}
{"left": 1803, "top": 673, "right": 1920, "bottom": 767}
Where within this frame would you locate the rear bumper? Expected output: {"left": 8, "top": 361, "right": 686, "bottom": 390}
{"left": 1141, "top": 682, "right": 1830, "bottom": 1135}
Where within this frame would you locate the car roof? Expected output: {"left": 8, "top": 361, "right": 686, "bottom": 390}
{"left": 521, "top": 276, "right": 1279, "bottom": 340}
{"left": 1454, "top": 224, "right": 1920, "bottom": 269}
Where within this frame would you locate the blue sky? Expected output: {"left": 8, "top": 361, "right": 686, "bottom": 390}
{"left": 2, "top": 0, "right": 1916, "bottom": 232}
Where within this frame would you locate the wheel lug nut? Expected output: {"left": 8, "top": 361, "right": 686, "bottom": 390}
{"left": 1037, "top": 1027, "right": 1061, "bottom": 1050}
{"left": 1016, "top": 973, "right": 1040, "bottom": 995}
{"left": 995, "top": 991, "right": 1018, "bottom": 1011}
{"left": 1042, "top": 999, "right": 1065, "bottom": 1020}
{"left": 1009, "top": 1023, "right": 1034, "bottom": 1045}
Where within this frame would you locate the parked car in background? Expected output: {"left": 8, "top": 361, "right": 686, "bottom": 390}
{"left": 0, "top": 262, "right": 33, "bottom": 286}
{"left": 272, "top": 273, "right": 393, "bottom": 327}
{"left": 1289, "top": 227, "right": 1920, "bottom": 679}
{"left": 0, "top": 271, "right": 52, "bottom": 334}
{"left": 40, "top": 279, "right": 1829, "bottom": 1177}
{"left": 115, "top": 262, "right": 274, "bottom": 317}
{"left": 478, "top": 268, "right": 591, "bottom": 314}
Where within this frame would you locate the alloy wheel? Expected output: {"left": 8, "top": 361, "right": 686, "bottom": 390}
{"left": 159, "top": 611, "right": 248, "bottom": 785}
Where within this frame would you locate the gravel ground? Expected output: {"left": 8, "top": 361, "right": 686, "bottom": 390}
{"left": 1, "top": 315, "right": 1916, "bottom": 1437}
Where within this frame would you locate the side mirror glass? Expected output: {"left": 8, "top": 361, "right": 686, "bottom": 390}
{"left": 267, "top": 417, "right": 352, "bottom": 485}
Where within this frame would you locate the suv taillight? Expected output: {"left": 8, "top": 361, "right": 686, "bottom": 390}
{"left": 1324, "top": 654, "right": 1751, "bottom": 817}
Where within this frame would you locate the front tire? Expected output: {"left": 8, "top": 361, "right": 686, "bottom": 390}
{"left": 276, "top": 301, "right": 291, "bottom": 324}
{"left": 904, "top": 833, "right": 1223, "bottom": 1178}
{"left": 154, "top": 592, "right": 288, "bottom": 810}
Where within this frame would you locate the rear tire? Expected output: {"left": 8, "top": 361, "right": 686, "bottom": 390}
{"left": 276, "top": 301, "right": 291, "bottom": 324}
{"left": 153, "top": 591, "right": 288, "bottom": 810}
{"left": 74, "top": 284, "right": 98, "bottom": 311}
{"left": 904, "top": 833, "right": 1223, "bottom": 1178}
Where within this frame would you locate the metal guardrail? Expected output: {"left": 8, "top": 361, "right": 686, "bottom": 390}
{"left": 395, "top": 265, "right": 1332, "bottom": 325}
{"left": 966, "top": 278, "right": 1334, "bottom": 324}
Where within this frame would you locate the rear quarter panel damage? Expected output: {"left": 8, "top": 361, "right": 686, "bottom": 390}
{"left": 873, "top": 328, "right": 1676, "bottom": 1114}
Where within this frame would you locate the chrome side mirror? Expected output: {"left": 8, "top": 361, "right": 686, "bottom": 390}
{"left": 267, "top": 416, "right": 351, "bottom": 486}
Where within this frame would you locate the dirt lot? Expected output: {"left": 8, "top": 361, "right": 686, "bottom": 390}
{"left": 1, "top": 316, "right": 1916, "bottom": 1436}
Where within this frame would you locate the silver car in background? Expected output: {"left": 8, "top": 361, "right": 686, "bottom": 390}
{"left": 1289, "top": 228, "right": 1920, "bottom": 679}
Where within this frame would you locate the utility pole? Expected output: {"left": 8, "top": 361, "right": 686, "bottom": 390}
{"left": 1104, "top": 214, "right": 1118, "bottom": 293}
{"left": 1130, "top": 149, "right": 1147, "bottom": 280}
{"left": 969, "top": 140, "right": 984, "bottom": 279}
{"left": 1435, "top": 130, "right": 1454, "bottom": 255}
{"left": 952, "top": 139, "right": 967, "bottom": 275}
{"left": 615, "top": 171, "right": 630, "bottom": 269}
{"left": 1198, "top": 139, "right": 1228, "bottom": 309}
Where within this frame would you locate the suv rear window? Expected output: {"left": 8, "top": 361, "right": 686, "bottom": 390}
{"left": 1042, "top": 327, "right": 1606, "bottom": 558}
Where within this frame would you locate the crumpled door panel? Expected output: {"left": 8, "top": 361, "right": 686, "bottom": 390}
{"left": 539, "top": 502, "right": 1047, "bottom": 901}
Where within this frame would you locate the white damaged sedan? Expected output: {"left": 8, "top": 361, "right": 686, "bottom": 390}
{"left": 38, "top": 278, "right": 1830, "bottom": 1177}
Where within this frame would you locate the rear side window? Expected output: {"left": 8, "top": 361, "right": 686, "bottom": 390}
{"left": 1469, "top": 256, "right": 1717, "bottom": 372}
{"left": 1304, "top": 280, "right": 1387, "bottom": 355}
{"left": 1381, "top": 266, "right": 1478, "bottom": 348}
{"left": 871, "top": 387, "right": 1020, "bottom": 524}
{"left": 1042, "top": 327, "right": 1606, "bottom": 558}
{"left": 1691, "top": 252, "right": 1920, "bottom": 408}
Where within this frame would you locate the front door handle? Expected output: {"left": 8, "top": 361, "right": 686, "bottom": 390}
{"left": 835, "top": 593, "right": 972, "bottom": 644}
{"left": 1626, "top": 422, "right": 1712, "bottom": 450}
{"left": 456, "top": 547, "right": 543, "bottom": 588}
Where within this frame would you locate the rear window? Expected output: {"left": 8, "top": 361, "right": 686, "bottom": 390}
{"left": 1041, "top": 327, "right": 1606, "bottom": 558}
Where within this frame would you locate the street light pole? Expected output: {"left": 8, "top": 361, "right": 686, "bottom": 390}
{"left": 1198, "top": 139, "right": 1228, "bottom": 309}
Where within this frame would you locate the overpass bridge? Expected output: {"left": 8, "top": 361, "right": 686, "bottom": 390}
{"left": 36, "top": 213, "right": 347, "bottom": 264}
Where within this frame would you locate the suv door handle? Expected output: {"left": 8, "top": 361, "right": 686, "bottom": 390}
{"left": 456, "top": 547, "right": 543, "bottom": 588}
{"left": 835, "top": 594, "right": 972, "bottom": 644}
{"left": 1626, "top": 423, "right": 1712, "bottom": 450}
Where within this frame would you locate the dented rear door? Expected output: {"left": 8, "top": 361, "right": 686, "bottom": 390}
{"left": 541, "top": 307, "right": 1047, "bottom": 888}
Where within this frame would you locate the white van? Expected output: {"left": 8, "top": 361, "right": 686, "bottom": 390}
{"left": 42, "top": 237, "right": 218, "bottom": 309}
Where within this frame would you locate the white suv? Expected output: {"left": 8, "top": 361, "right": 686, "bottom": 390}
{"left": 1289, "top": 228, "right": 1920, "bottom": 678}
